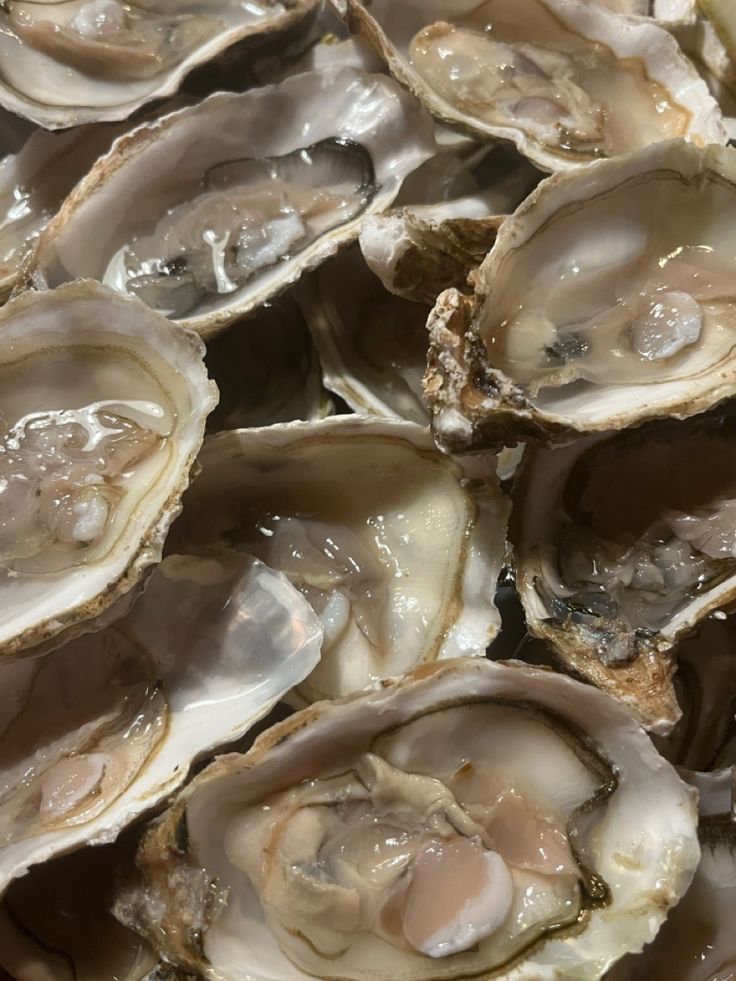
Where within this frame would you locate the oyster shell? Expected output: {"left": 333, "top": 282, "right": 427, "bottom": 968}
{"left": 0, "top": 550, "right": 321, "bottom": 893}
{"left": 0, "top": 0, "right": 320, "bottom": 129}
{"left": 113, "top": 657, "right": 699, "bottom": 980}
{"left": 425, "top": 140, "right": 736, "bottom": 454}
{"left": 511, "top": 409, "right": 736, "bottom": 732}
{"left": 167, "top": 417, "right": 509, "bottom": 703}
{"left": 204, "top": 295, "right": 332, "bottom": 433}
{"left": 25, "top": 68, "right": 437, "bottom": 338}
{"left": 0, "top": 280, "right": 216, "bottom": 659}
{"left": 330, "top": 0, "right": 725, "bottom": 172}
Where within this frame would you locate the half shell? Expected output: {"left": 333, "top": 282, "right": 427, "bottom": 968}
{"left": 425, "top": 140, "right": 736, "bottom": 453}
{"left": 0, "top": 280, "right": 216, "bottom": 659}
{"left": 511, "top": 409, "right": 736, "bottom": 732}
{"left": 167, "top": 417, "right": 509, "bottom": 703}
{"left": 0, "top": 0, "right": 319, "bottom": 128}
{"left": 25, "top": 68, "right": 437, "bottom": 338}
{"left": 0, "top": 550, "right": 321, "bottom": 893}
{"left": 330, "top": 0, "right": 725, "bottom": 171}
{"left": 113, "top": 657, "right": 699, "bottom": 980}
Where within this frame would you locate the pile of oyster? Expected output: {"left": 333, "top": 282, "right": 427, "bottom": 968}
{"left": 1, "top": 1, "right": 736, "bottom": 979}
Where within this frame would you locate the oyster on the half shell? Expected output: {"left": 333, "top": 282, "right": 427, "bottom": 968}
{"left": 167, "top": 417, "right": 509, "bottom": 704}
{"left": 512, "top": 409, "right": 736, "bottom": 732}
{"left": 0, "top": 280, "right": 216, "bottom": 660}
{"left": 0, "top": 0, "right": 319, "bottom": 128}
{"left": 425, "top": 140, "right": 736, "bottom": 453}
{"left": 25, "top": 67, "right": 436, "bottom": 338}
{"left": 113, "top": 658, "right": 699, "bottom": 981}
{"left": 330, "top": 0, "right": 724, "bottom": 172}
{"left": 0, "top": 550, "right": 321, "bottom": 894}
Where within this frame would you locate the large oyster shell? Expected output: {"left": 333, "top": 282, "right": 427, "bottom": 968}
{"left": 330, "top": 0, "right": 725, "bottom": 172}
{"left": 167, "top": 417, "right": 509, "bottom": 704}
{"left": 0, "top": 550, "right": 321, "bottom": 893}
{"left": 0, "top": 280, "right": 216, "bottom": 659}
{"left": 511, "top": 409, "right": 736, "bottom": 732}
{"left": 425, "top": 140, "right": 736, "bottom": 454}
{"left": 0, "top": 0, "right": 319, "bottom": 128}
{"left": 113, "top": 657, "right": 699, "bottom": 980}
{"left": 25, "top": 68, "right": 436, "bottom": 338}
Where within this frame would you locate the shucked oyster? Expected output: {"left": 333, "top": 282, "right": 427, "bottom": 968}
{"left": 425, "top": 140, "right": 736, "bottom": 453}
{"left": 25, "top": 68, "right": 436, "bottom": 338}
{"left": 0, "top": 0, "right": 319, "bottom": 128}
{"left": 512, "top": 409, "right": 736, "bottom": 732}
{"left": 114, "top": 658, "right": 699, "bottom": 980}
{"left": 0, "top": 280, "right": 216, "bottom": 660}
{"left": 330, "top": 0, "right": 724, "bottom": 172}
{"left": 168, "top": 417, "right": 509, "bottom": 703}
{"left": 0, "top": 551, "right": 321, "bottom": 893}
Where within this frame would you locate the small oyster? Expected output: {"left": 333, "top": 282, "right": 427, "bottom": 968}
{"left": 425, "top": 140, "right": 736, "bottom": 453}
{"left": 0, "top": 280, "right": 216, "bottom": 659}
{"left": 25, "top": 68, "right": 436, "bottom": 338}
{"left": 0, "top": 0, "right": 320, "bottom": 128}
{"left": 0, "top": 551, "right": 321, "bottom": 892}
{"left": 511, "top": 409, "right": 736, "bottom": 732}
{"left": 330, "top": 0, "right": 725, "bottom": 172}
{"left": 168, "top": 417, "right": 509, "bottom": 703}
{"left": 113, "top": 658, "right": 699, "bottom": 980}
{"left": 205, "top": 295, "right": 332, "bottom": 433}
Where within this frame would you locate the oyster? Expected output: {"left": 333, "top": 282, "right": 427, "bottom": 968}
{"left": 511, "top": 409, "right": 736, "bottom": 732}
{"left": 167, "top": 417, "right": 509, "bottom": 703}
{"left": 330, "top": 0, "right": 725, "bottom": 172}
{"left": 25, "top": 68, "right": 436, "bottom": 338}
{"left": 0, "top": 0, "right": 320, "bottom": 128}
{"left": 205, "top": 295, "right": 332, "bottom": 433}
{"left": 113, "top": 657, "right": 699, "bottom": 980}
{"left": 425, "top": 140, "right": 736, "bottom": 454}
{"left": 0, "top": 280, "right": 216, "bottom": 659}
{"left": 0, "top": 550, "right": 321, "bottom": 893}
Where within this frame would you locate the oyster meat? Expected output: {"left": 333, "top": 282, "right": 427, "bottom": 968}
{"left": 512, "top": 408, "right": 736, "bottom": 732}
{"left": 168, "top": 417, "right": 509, "bottom": 703}
{"left": 0, "top": 0, "right": 320, "bottom": 128}
{"left": 0, "top": 280, "right": 216, "bottom": 659}
{"left": 425, "top": 140, "right": 736, "bottom": 452}
{"left": 113, "top": 658, "right": 699, "bottom": 980}
{"left": 331, "top": 0, "right": 725, "bottom": 171}
{"left": 26, "top": 68, "right": 436, "bottom": 338}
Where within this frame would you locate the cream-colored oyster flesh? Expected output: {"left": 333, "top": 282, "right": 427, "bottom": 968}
{"left": 0, "top": 280, "right": 216, "bottom": 660}
{"left": 511, "top": 409, "right": 736, "bottom": 732}
{"left": 205, "top": 295, "right": 332, "bottom": 432}
{"left": 113, "top": 658, "right": 699, "bottom": 981}
{"left": 25, "top": 68, "right": 436, "bottom": 339}
{"left": 0, "top": 0, "right": 320, "bottom": 128}
{"left": 167, "top": 417, "right": 508, "bottom": 704}
{"left": 425, "top": 140, "right": 736, "bottom": 453}
{"left": 331, "top": 0, "right": 725, "bottom": 172}
{"left": 0, "top": 550, "right": 321, "bottom": 892}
